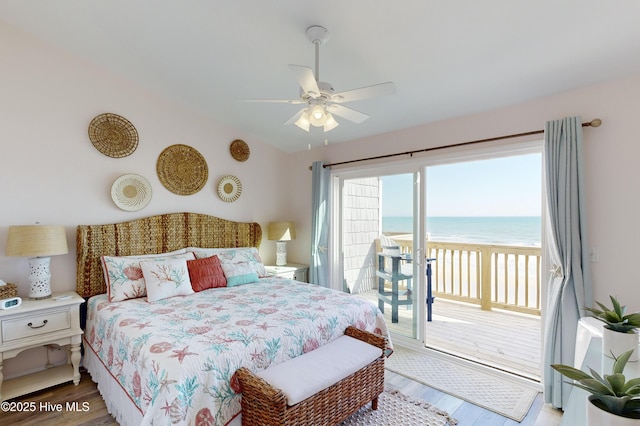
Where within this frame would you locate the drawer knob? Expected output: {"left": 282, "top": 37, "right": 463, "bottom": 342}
{"left": 27, "top": 319, "right": 48, "bottom": 329}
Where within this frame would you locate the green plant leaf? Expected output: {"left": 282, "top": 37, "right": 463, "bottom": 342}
{"left": 595, "top": 300, "right": 610, "bottom": 313}
{"left": 569, "top": 381, "right": 609, "bottom": 396}
{"left": 551, "top": 364, "right": 592, "bottom": 381}
{"left": 599, "top": 393, "right": 631, "bottom": 415}
{"left": 610, "top": 295, "right": 625, "bottom": 317}
{"left": 585, "top": 306, "right": 604, "bottom": 317}
{"left": 613, "top": 349, "right": 634, "bottom": 374}
{"left": 605, "top": 373, "right": 627, "bottom": 394}
{"left": 624, "top": 313, "right": 640, "bottom": 326}
{"left": 623, "top": 398, "right": 640, "bottom": 415}
{"left": 589, "top": 368, "right": 610, "bottom": 388}
{"left": 602, "top": 311, "right": 622, "bottom": 322}
{"left": 581, "top": 377, "right": 615, "bottom": 395}
{"left": 623, "top": 380, "right": 640, "bottom": 395}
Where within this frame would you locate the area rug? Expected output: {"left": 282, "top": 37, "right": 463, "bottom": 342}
{"left": 385, "top": 346, "right": 539, "bottom": 422}
{"left": 341, "top": 388, "right": 458, "bottom": 425}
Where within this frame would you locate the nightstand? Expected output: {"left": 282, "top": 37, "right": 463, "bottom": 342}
{"left": 265, "top": 263, "right": 309, "bottom": 283}
{"left": 0, "top": 291, "right": 84, "bottom": 401}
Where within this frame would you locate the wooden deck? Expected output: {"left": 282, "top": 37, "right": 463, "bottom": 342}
{"left": 357, "top": 290, "right": 541, "bottom": 380}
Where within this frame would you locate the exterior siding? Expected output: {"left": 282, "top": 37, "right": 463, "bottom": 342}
{"left": 342, "top": 178, "right": 380, "bottom": 293}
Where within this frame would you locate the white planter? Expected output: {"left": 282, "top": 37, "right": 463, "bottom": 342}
{"left": 603, "top": 327, "right": 639, "bottom": 361}
{"left": 587, "top": 395, "right": 640, "bottom": 425}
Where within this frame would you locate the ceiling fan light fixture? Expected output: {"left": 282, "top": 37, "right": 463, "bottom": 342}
{"left": 294, "top": 110, "right": 311, "bottom": 131}
{"left": 309, "top": 105, "right": 326, "bottom": 126}
{"left": 324, "top": 113, "right": 339, "bottom": 132}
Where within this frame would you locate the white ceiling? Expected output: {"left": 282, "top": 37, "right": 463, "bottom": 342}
{"left": 2, "top": 1, "right": 640, "bottom": 152}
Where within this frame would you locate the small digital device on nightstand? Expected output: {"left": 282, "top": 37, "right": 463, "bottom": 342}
{"left": 1, "top": 296, "right": 22, "bottom": 309}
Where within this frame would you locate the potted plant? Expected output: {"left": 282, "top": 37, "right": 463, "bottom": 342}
{"left": 586, "top": 296, "right": 640, "bottom": 361}
{"left": 552, "top": 349, "right": 640, "bottom": 424}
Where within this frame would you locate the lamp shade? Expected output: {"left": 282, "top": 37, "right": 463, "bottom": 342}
{"left": 6, "top": 225, "right": 69, "bottom": 257}
{"left": 324, "top": 113, "right": 339, "bottom": 132}
{"left": 267, "top": 222, "right": 296, "bottom": 241}
{"left": 294, "top": 110, "right": 311, "bottom": 132}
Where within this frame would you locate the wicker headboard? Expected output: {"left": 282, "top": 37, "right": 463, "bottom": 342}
{"left": 76, "top": 212, "right": 262, "bottom": 298}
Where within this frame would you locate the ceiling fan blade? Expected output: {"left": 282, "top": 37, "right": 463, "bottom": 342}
{"left": 240, "top": 98, "right": 305, "bottom": 104}
{"left": 332, "top": 82, "right": 396, "bottom": 103}
{"left": 289, "top": 65, "right": 320, "bottom": 98}
{"left": 327, "top": 104, "right": 369, "bottom": 123}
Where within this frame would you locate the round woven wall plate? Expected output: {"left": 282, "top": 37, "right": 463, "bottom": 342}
{"left": 217, "top": 175, "right": 242, "bottom": 202}
{"left": 230, "top": 139, "right": 250, "bottom": 162}
{"left": 157, "top": 144, "right": 208, "bottom": 195}
{"left": 88, "top": 113, "right": 139, "bottom": 158}
{"left": 111, "top": 173, "right": 152, "bottom": 211}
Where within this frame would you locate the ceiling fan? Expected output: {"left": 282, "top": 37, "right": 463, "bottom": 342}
{"left": 246, "top": 25, "right": 396, "bottom": 132}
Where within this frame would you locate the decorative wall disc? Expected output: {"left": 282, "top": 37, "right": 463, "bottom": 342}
{"left": 88, "top": 113, "right": 139, "bottom": 158}
{"left": 156, "top": 144, "right": 208, "bottom": 195}
{"left": 111, "top": 173, "right": 152, "bottom": 211}
{"left": 230, "top": 139, "right": 250, "bottom": 162}
{"left": 217, "top": 175, "right": 242, "bottom": 202}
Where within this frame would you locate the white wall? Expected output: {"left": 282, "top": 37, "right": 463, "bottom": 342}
{"left": 290, "top": 73, "right": 640, "bottom": 314}
{"left": 0, "top": 22, "right": 295, "bottom": 290}
{"left": 0, "top": 23, "right": 293, "bottom": 377}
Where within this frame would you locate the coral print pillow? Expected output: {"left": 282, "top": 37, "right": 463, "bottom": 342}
{"left": 188, "top": 247, "right": 267, "bottom": 277}
{"left": 140, "top": 257, "right": 194, "bottom": 302}
{"left": 102, "top": 252, "right": 195, "bottom": 302}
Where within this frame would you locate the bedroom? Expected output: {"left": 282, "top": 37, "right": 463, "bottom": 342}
{"left": 1, "top": 1, "right": 640, "bottom": 425}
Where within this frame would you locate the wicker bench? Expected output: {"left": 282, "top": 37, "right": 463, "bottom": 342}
{"left": 236, "top": 326, "right": 387, "bottom": 426}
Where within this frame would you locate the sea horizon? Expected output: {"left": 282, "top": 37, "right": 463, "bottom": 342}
{"left": 382, "top": 215, "right": 542, "bottom": 247}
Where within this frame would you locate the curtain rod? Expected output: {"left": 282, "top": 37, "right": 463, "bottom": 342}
{"left": 312, "top": 118, "right": 602, "bottom": 169}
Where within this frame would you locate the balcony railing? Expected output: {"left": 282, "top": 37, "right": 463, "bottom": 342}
{"left": 380, "top": 237, "right": 542, "bottom": 316}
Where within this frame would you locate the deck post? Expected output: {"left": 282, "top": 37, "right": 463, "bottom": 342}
{"left": 480, "top": 247, "right": 492, "bottom": 311}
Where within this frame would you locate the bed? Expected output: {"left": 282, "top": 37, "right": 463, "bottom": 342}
{"left": 77, "top": 212, "right": 390, "bottom": 426}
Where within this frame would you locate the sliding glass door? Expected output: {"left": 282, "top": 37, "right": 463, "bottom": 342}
{"left": 329, "top": 140, "right": 543, "bottom": 357}
{"left": 334, "top": 166, "right": 425, "bottom": 342}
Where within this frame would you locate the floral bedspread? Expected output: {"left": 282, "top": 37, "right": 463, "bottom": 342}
{"left": 84, "top": 277, "right": 390, "bottom": 426}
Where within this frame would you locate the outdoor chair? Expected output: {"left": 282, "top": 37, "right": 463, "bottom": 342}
{"left": 376, "top": 234, "right": 413, "bottom": 322}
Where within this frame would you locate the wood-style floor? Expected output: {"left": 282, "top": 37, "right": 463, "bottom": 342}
{"left": 358, "top": 291, "right": 542, "bottom": 380}
{"left": 1, "top": 370, "right": 117, "bottom": 426}
{"left": 3, "top": 369, "right": 562, "bottom": 425}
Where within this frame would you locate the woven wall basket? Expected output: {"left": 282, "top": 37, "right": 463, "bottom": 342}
{"left": 230, "top": 139, "right": 250, "bottom": 162}
{"left": 111, "top": 173, "right": 152, "bottom": 211}
{"left": 88, "top": 113, "right": 139, "bottom": 158}
{"left": 156, "top": 144, "right": 208, "bottom": 195}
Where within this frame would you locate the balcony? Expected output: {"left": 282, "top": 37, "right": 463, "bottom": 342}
{"left": 356, "top": 236, "right": 542, "bottom": 379}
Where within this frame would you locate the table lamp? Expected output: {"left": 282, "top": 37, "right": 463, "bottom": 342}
{"left": 6, "top": 225, "right": 68, "bottom": 299}
{"left": 268, "top": 221, "right": 296, "bottom": 266}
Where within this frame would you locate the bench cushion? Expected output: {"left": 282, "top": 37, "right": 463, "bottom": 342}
{"left": 256, "top": 334, "right": 382, "bottom": 406}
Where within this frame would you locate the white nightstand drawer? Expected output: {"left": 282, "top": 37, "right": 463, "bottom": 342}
{"left": 2, "top": 309, "right": 70, "bottom": 342}
{"left": 265, "top": 264, "right": 309, "bottom": 283}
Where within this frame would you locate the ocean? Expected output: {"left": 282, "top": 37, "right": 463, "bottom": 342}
{"left": 382, "top": 216, "right": 541, "bottom": 247}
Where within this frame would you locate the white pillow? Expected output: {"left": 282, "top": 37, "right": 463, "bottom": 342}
{"left": 220, "top": 261, "right": 259, "bottom": 287}
{"left": 100, "top": 248, "right": 187, "bottom": 292}
{"left": 102, "top": 252, "right": 195, "bottom": 302}
{"left": 187, "top": 247, "right": 267, "bottom": 277}
{"left": 140, "top": 257, "right": 195, "bottom": 302}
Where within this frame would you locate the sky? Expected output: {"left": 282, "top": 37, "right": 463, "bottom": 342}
{"left": 381, "top": 153, "right": 542, "bottom": 217}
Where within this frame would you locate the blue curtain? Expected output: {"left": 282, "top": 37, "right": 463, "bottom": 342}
{"left": 310, "top": 161, "right": 330, "bottom": 287}
{"left": 543, "top": 116, "right": 592, "bottom": 409}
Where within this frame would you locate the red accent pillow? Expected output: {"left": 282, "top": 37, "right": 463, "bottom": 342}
{"left": 187, "top": 255, "right": 227, "bottom": 291}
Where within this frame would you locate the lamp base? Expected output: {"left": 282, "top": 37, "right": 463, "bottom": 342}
{"left": 28, "top": 256, "right": 53, "bottom": 299}
{"left": 275, "top": 241, "right": 288, "bottom": 266}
